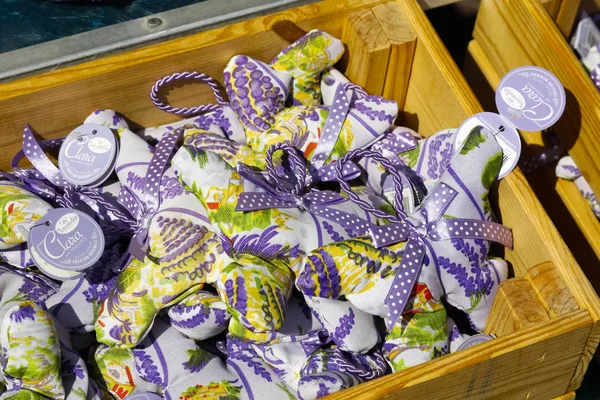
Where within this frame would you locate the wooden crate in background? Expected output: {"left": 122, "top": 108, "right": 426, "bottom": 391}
{"left": 465, "top": 0, "right": 600, "bottom": 301}
{"left": 0, "top": 0, "right": 599, "bottom": 398}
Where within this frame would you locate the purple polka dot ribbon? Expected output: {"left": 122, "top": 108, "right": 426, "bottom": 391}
{"left": 366, "top": 182, "right": 513, "bottom": 330}
{"left": 379, "top": 130, "right": 418, "bottom": 153}
{"left": 310, "top": 83, "right": 351, "bottom": 170}
{"left": 235, "top": 143, "right": 372, "bottom": 236}
{"left": 12, "top": 125, "right": 136, "bottom": 230}
{"left": 127, "top": 126, "right": 186, "bottom": 260}
{"left": 21, "top": 124, "right": 70, "bottom": 188}
{"left": 313, "top": 161, "right": 361, "bottom": 183}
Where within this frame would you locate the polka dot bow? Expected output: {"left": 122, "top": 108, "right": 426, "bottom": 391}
{"left": 367, "top": 182, "right": 513, "bottom": 330}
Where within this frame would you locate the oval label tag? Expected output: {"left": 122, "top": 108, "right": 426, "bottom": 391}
{"left": 455, "top": 112, "right": 522, "bottom": 179}
{"left": 495, "top": 66, "right": 566, "bottom": 131}
{"left": 28, "top": 208, "right": 105, "bottom": 272}
{"left": 58, "top": 124, "right": 117, "bottom": 187}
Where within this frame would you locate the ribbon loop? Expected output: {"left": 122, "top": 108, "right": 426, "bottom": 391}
{"left": 310, "top": 83, "right": 351, "bottom": 169}
{"left": 127, "top": 126, "right": 188, "bottom": 260}
{"left": 334, "top": 148, "right": 408, "bottom": 221}
{"left": 9, "top": 124, "right": 138, "bottom": 233}
{"left": 353, "top": 179, "right": 512, "bottom": 330}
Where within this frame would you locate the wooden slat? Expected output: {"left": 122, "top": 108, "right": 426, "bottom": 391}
{"left": 526, "top": 262, "right": 580, "bottom": 317}
{"left": 484, "top": 278, "right": 551, "bottom": 337}
{"left": 340, "top": 2, "right": 416, "bottom": 108}
{"left": 553, "top": 392, "right": 577, "bottom": 400}
{"left": 542, "top": 0, "right": 562, "bottom": 18}
{"left": 477, "top": 0, "right": 600, "bottom": 211}
{"left": 0, "top": 0, "right": 386, "bottom": 170}
{"left": 555, "top": 0, "right": 582, "bottom": 38}
{"left": 341, "top": 9, "right": 391, "bottom": 94}
{"left": 373, "top": 3, "right": 417, "bottom": 106}
{"left": 328, "top": 311, "right": 593, "bottom": 399}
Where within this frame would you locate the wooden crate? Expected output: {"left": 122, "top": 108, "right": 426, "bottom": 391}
{"left": 466, "top": 0, "right": 600, "bottom": 292}
{"left": 0, "top": 0, "right": 598, "bottom": 398}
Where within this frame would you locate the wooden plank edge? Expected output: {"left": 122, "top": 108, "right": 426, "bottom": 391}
{"left": 326, "top": 310, "right": 593, "bottom": 398}
{"left": 467, "top": 26, "right": 600, "bottom": 322}
{"left": 0, "top": 0, "right": 386, "bottom": 101}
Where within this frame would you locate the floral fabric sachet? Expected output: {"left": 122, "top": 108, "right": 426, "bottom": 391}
{"left": 0, "top": 28, "right": 515, "bottom": 400}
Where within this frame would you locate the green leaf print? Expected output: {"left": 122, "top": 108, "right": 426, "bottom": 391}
{"left": 0, "top": 194, "right": 34, "bottom": 240}
{"left": 183, "top": 348, "right": 214, "bottom": 373}
{"left": 71, "top": 387, "right": 88, "bottom": 399}
{"left": 4, "top": 390, "right": 48, "bottom": 400}
{"left": 277, "top": 382, "right": 298, "bottom": 400}
{"left": 459, "top": 126, "right": 486, "bottom": 155}
{"left": 180, "top": 380, "right": 242, "bottom": 400}
{"left": 480, "top": 152, "right": 503, "bottom": 214}
{"left": 213, "top": 203, "right": 273, "bottom": 233}
{"left": 387, "top": 308, "right": 447, "bottom": 346}
{"left": 391, "top": 357, "right": 409, "bottom": 372}
{"left": 403, "top": 141, "right": 421, "bottom": 169}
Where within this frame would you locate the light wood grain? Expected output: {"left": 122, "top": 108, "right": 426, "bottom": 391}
{"left": 341, "top": 9, "right": 391, "bottom": 95}
{"left": 555, "top": 0, "right": 582, "bottom": 38}
{"left": 341, "top": 3, "right": 416, "bottom": 108}
{"left": 526, "top": 262, "right": 580, "bottom": 317}
{"left": 553, "top": 391, "right": 577, "bottom": 400}
{"left": 478, "top": 0, "right": 600, "bottom": 209}
{"left": 328, "top": 310, "right": 592, "bottom": 399}
{"left": 467, "top": 38, "right": 600, "bottom": 284}
{"left": 542, "top": 0, "right": 562, "bottom": 17}
{"left": 373, "top": 3, "right": 417, "bottom": 106}
{"left": 484, "top": 278, "right": 551, "bottom": 337}
{"left": 1, "top": 0, "right": 599, "bottom": 397}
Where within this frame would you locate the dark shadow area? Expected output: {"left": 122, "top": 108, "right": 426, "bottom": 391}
{"left": 554, "top": 88, "right": 583, "bottom": 152}
{"left": 426, "top": 2, "right": 479, "bottom": 69}
{"left": 271, "top": 20, "right": 308, "bottom": 45}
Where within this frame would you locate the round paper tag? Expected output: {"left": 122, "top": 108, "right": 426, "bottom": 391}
{"left": 124, "top": 393, "right": 163, "bottom": 400}
{"left": 28, "top": 209, "right": 105, "bottom": 272}
{"left": 455, "top": 112, "right": 522, "bottom": 179}
{"left": 495, "top": 66, "right": 566, "bottom": 131}
{"left": 29, "top": 246, "right": 85, "bottom": 281}
{"left": 457, "top": 334, "right": 494, "bottom": 351}
{"left": 58, "top": 124, "right": 117, "bottom": 187}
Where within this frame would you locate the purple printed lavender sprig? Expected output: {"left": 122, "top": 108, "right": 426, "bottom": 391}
{"left": 10, "top": 304, "right": 36, "bottom": 323}
{"left": 333, "top": 308, "right": 355, "bottom": 341}
{"left": 133, "top": 349, "right": 163, "bottom": 385}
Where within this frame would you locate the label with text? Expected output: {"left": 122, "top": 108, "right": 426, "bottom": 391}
{"left": 495, "top": 66, "right": 565, "bottom": 132}
{"left": 28, "top": 208, "right": 105, "bottom": 272}
{"left": 58, "top": 123, "right": 117, "bottom": 187}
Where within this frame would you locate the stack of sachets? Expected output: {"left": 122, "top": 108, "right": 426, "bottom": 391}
{"left": 0, "top": 29, "right": 513, "bottom": 400}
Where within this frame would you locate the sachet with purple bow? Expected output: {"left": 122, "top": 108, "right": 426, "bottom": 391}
{"left": 295, "top": 126, "right": 511, "bottom": 371}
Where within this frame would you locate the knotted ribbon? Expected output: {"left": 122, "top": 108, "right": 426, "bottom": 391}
{"left": 121, "top": 125, "right": 192, "bottom": 260}
{"left": 333, "top": 148, "right": 514, "bottom": 330}
{"left": 235, "top": 142, "right": 372, "bottom": 235}
{"left": 8, "top": 125, "right": 136, "bottom": 234}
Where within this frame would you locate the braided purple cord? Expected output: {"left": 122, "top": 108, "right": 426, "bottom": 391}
{"left": 334, "top": 148, "right": 406, "bottom": 222}
{"left": 77, "top": 187, "right": 137, "bottom": 229}
{"left": 342, "top": 82, "right": 367, "bottom": 99}
{"left": 151, "top": 72, "right": 227, "bottom": 116}
{"left": 265, "top": 142, "right": 306, "bottom": 195}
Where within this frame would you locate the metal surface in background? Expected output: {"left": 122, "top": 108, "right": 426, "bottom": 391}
{"left": 0, "top": 0, "right": 465, "bottom": 82}
{"left": 0, "top": 0, "right": 307, "bottom": 81}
